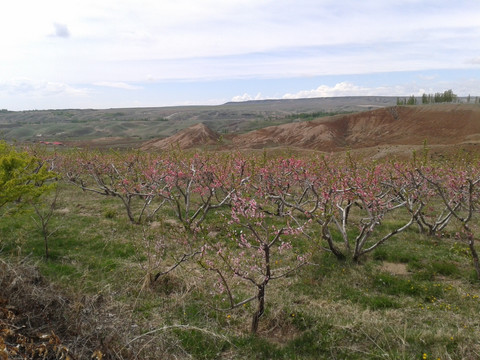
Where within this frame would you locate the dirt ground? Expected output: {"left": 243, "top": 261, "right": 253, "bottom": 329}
{"left": 139, "top": 104, "right": 480, "bottom": 159}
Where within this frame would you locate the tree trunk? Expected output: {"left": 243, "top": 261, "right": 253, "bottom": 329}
{"left": 321, "top": 223, "right": 345, "bottom": 260}
{"left": 468, "top": 238, "right": 480, "bottom": 281}
{"left": 251, "top": 285, "right": 265, "bottom": 334}
{"left": 44, "top": 232, "right": 49, "bottom": 260}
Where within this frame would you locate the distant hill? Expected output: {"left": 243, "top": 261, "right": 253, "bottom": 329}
{"left": 223, "top": 96, "right": 396, "bottom": 112}
{"left": 3, "top": 98, "right": 479, "bottom": 158}
{"left": 0, "top": 96, "right": 398, "bottom": 143}
{"left": 231, "top": 104, "right": 480, "bottom": 151}
{"left": 142, "top": 123, "right": 220, "bottom": 150}
{"left": 140, "top": 104, "right": 480, "bottom": 158}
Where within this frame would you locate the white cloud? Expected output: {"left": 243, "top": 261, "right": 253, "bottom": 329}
{"left": 0, "top": 78, "right": 89, "bottom": 97}
{"left": 282, "top": 82, "right": 372, "bottom": 98}
{"left": 280, "top": 82, "right": 440, "bottom": 99}
{"left": 43, "top": 82, "right": 87, "bottom": 96}
{"left": 1, "top": 1, "right": 480, "bottom": 109}
{"left": 231, "top": 93, "right": 264, "bottom": 102}
{"left": 3, "top": 0, "right": 480, "bottom": 77}
{"left": 467, "top": 57, "right": 480, "bottom": 64}
{"left": 231, "top": 78, "right": 480, "bottom": 107}
{"left": 93, "top": 81, "right": 142, "bottom": 90}
{"left": 233, "top": 82, "right": 419, "bottom": 103}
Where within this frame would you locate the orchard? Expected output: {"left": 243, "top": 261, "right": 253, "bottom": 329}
{"left": 2, "top": 145, "right": 480, "bottom": 358}
{"left": 50, "top": 148, "right": 480, "bottom": 327}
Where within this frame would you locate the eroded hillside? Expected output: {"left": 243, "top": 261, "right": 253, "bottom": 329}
{"left": 142, "top": 104, "right": 480, "bottom": 154}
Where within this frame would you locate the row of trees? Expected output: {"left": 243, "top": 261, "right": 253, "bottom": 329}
{"left": 396, "top": 89, "right": 465, "bottom": 105}
{"left": 465, "top": 94, "right": 480, "bottom": 104}
{"left": 422, "top": 89, "right": 458, "bottom": 104}
{"left": 397, "top": 95, "right": 418, "bottom": 106}
{"left": 4, "top": 143, "right": 480, "bottom": 333}
{"left": 46, "top": 149, "right": 480, "bottom": 332}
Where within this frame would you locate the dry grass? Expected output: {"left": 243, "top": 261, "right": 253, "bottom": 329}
{"left": 0, "top": 257, "right": 133, "bottom": 359}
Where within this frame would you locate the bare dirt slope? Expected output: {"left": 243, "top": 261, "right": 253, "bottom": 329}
{"left": 232, "top": 104, "right": 480, "bottom": 151}
{"left": 141, "top": 104, "right": 480, "bottom": 154}
{"left": 142, "top": 123, "right": 220, "bottom": 150}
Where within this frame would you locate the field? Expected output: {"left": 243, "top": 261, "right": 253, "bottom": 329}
{"left": 0, "top": 97, "right": 387, "bottom": 144}
{"left": 2, "top": 144, "right": 480, "bottom": 359}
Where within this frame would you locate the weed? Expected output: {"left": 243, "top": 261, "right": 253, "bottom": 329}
{"left": 103, "top": 208, "right": 117, "bottom": 219}
{"left": 429, "top": 261, "right": 459, "bottom": 277}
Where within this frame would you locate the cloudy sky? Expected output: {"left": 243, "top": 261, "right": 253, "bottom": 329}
{"left": 1, "top": 0, "right": 479, "bottom": 110}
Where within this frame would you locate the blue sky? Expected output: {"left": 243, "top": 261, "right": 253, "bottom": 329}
{"left": 1, "top": 0, "right": 479, "bottom": 110}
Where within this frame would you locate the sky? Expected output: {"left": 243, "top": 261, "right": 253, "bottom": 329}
{"left": 1, "top": 0, "right": 479, "bottom": 111}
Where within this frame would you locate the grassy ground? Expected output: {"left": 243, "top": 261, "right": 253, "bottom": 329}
{"left": 1, "top": 183, "right": 480, "bottom": 359}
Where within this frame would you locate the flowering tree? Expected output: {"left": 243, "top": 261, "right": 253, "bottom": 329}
{"left": 384, "top": 162, "right": 454, "bottom": 236}
{"left": 59, "top": 151, "right": 249, "bottom": 231}
{"left": 52, "top": 146, "right": 480, "bottom": 295}
{"left": 260, "top": 157, "right": 415, "bottom": 261}
{"left": 60, "top": 150, "right": 167, "bottom": 224}
{"left": 58, "top": 150, "right": 255, "bottom": 286}
{"left": 201, "top": 190, "right": 307, "bottom": 333}
{"left": 156, "top": 153, "right": 246, "bottom": 232}
{"left": 417, "top": 163, "right": 480, "bottom": 280}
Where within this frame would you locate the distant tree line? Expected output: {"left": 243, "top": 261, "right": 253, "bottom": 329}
{"left": 396, "top": 89, "right": 461, "bottom": 106}
{"left": 421, "top": 89, "right": 457, "bottom": 104}
{"left": 469, "top": 95, "right": 480, "bottom": 104}
{"left": 396, "top": 95, "right": 418, "bottom": 106}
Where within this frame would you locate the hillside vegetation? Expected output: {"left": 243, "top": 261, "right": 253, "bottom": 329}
{"left": 0, "top": 97, "right": 395, "bottom": 144}
{"left": 2, "top": 146, "right": 480, "bottom": 359}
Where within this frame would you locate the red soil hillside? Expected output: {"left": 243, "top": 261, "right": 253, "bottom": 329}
{"left": 232, "top": 104, "right": 480, "bottom": 151}
{"left": 141, "top": 104, "right": 480, "bottom": 153}
{"left": 142, "top": 123, "right": 220, "bottom": 150}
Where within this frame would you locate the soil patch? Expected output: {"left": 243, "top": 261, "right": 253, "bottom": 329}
{"left": 380, "top": 262, "right": 409, "bottom": 275}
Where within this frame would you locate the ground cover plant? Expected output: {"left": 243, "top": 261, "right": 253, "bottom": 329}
{"left": 1, "top": 146, "right": 480, "bottom": 359}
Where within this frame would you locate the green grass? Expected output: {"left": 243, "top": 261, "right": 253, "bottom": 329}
{"left": 2, "top": 182, "right": 480, "bottom": 359}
